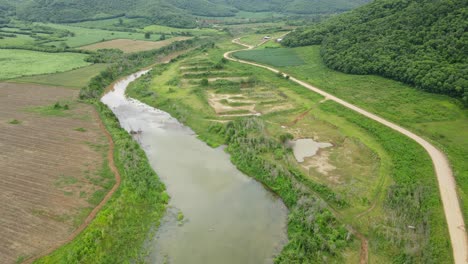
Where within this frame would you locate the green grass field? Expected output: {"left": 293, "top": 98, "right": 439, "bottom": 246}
{"left": 0, "top": 49, "right": 90, "bottom": 80}
{"left": 11, "top": 64, "right": 108, "bottom": 88}
{"left": 0, "top": 33, "right": 36, "bottom": 47}
{"left": 143, "top": 24, "right": 221, "bottom": 36}
{"left": 238, "top": 32, "right": 285, "bottom": 47}
{"left": 238, "top": 45, "right": 468, "bottom": 222}
{"left": 234, "top": 48, "right": 304, "bottom": 67}
{"left": 36, "top": 23, "right": 162, "bottom": 47}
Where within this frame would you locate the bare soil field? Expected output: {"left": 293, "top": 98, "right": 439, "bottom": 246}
{"left": 79, "top": 37, "right": 190, "bottom": 53}
{"left": 0, "top": 83, "right": 109, "bottom": 263}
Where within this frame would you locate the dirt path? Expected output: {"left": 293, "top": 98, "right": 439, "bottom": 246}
{"left": 23, "top": 108, "right": 121, "bottom": 264}
{"left": 225, "top": 39, "right": 468, "bottom": 264}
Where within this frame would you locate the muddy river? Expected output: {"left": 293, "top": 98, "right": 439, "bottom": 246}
{"left": 101, "top": 71, "right": 288, "bottom": 264}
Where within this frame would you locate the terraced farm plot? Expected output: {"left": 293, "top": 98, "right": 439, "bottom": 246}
{"left": 0, "top": 50, "right": 90, "bottom": 80}
{"left": 177, "top": 56, "right": 294, "bottom": 117}
{"left": 0, "top": 83, "right": 111, "bottom": 263}
{"left": 207, "top": 88, "right": 293, "bottom": 116}
{"left": 79, "top": 37, "right": 191, "bottom": 53}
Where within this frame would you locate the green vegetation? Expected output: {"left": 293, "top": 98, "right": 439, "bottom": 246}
{"left": 218, "top": 0, "right": 370, "bottom": 14}
{"left": 283, "top": 0, "right": 467, "bottom": 104}
{"left": 26, "top": 101, "right": 73, "bottom": 117}
{"left": 127, "top": 40, "right": 451, "bottom": 262}
{"left": 143, "top": 24, "right": 220, "bottom": 37}
{"left": 35, "top": 103, "right": 168, "bottom": 264}
{"left": 36, "top": 23, "right": 162, "bottom": 48}
{"left": 234, "top": 48, "right": 303, "bottom": 67}
{"left": 12, "top": 64, "right": 108, "bottom": 88}
{"left": 226, "top": 118, "right": 351, "bottom": 262}
{"left": 8, "top": 119, "right": 21, "bottom": 125}
{"left": 0, "top": 49, "right": 90, "bottom": 80}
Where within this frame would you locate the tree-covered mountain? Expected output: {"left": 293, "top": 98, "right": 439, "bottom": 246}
{"left": 283, "top": 0, "right": 468, "bottom": 104}
{"left": 0, "top": 0, "right": 369, "bottom": 27}
{"left": 0, "top": 0, "right": 14, "bottom": 24}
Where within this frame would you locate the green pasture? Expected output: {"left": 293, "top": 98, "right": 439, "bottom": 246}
{"left": 0, "top": 49, "right": 90, "bottom": 80}
{"left": 12, "top": 64, "right": 108, "bottom": 88}
{"left": 36, "top": 23, "right": 162, "bottom": 47}
{"left": 234, "top": 48, "right": 304, "bottom": 67}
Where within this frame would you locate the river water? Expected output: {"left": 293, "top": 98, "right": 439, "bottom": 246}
{"left": 101, "top": 71, "right": 288, "bottom": 264}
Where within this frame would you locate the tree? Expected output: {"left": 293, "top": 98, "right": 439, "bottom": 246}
{"left": 160, "top": 34, "right": 166, "bottom": 41}
{"left": 144, "top": 32, "right": 151, "bottom": 39}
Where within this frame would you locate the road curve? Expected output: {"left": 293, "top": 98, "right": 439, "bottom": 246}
{"left": 225, "top": 38, "right": 468, "bottom": 264}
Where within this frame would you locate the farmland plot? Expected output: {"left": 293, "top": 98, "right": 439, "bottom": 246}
{"left": 0, "top": 83, "right": 111, "bottom": 263}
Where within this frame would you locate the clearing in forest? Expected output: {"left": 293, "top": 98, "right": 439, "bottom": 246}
{"left": 0, "top": 83, "right": 112, "bottom": 264}
{"left": 79, "top": 37, "right": 191, "bottom": 53}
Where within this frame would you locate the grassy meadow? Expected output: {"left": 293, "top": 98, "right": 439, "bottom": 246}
{"left": 234, "top": 48, "right": 304, "bottom": 66}
{"left": 0, "top": 49, "right": 90, "bottom": 80}
{"left": 11, "top": 64, "right": 108, "bottom": 88}
{"left": 143, "top": 24, "right": 221, "bottom": 36}
{"left": 37, "top": 23, "right": 162, "bottom": 47}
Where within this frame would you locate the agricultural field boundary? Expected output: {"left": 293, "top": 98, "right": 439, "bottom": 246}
{"left": 226, "top": 38, "right": 468, "bottom": 264}
{"left": 23, "top": 108, "right": 121, "bottom": 264}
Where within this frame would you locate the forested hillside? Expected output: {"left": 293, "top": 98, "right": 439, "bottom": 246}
{"left": 214, "top": 0, "right": 370, "bottom": 14}
{"left": 0, "top": 0, "right": 369, "bottom": 27}
{"left": 0, "top": 0, "right": 13, "bottom": 24}
{"left": 283, "top": 0, "right": 468, "bottom": 104}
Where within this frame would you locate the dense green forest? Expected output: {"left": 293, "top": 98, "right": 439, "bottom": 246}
{"left": 283, "top": 0, "right": 468, "bottom": 104}
{"left": 0, "top": 0, "right": 13, "bottom": 24}
{"left": 0, "top": 0, "right": 369, "bottom": 27}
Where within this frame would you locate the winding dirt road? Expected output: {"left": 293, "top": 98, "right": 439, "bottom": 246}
{"left": 225, "top": 38, "right": 468, "bottom": 264}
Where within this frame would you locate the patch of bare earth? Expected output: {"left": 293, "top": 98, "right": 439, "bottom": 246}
{"left": 0, "top": 83, "right": 108, "bottom": 263}
{"left": 207, "top": 93, "right": 257, "bottom": 116}
{"left": 80, "top": 37, "right": 191, "bottom": 53}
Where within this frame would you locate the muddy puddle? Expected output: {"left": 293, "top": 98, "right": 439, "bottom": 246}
{"left": 101, "top": 71, "right": 288, "bottom": 264}
{"left": 288, "top": 138, "right": 333, "bottom": 162}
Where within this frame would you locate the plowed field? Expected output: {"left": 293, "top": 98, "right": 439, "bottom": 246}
{"left": 0, "top": 83, "right": 109, "bottom": 263}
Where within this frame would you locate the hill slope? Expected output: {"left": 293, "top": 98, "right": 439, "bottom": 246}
{"left": 2, "top": 0, "right": 369, "bottom": 26}
{"left": 283, "top": 0, "right": 468, "bottom": 104}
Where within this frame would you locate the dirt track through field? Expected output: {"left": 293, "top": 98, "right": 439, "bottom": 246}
{"left": 225, "top": 38, "right": 468, "bottom": 264}
{"left": 0, "top": 83, "right": 112, "bottom": 264}
{"left": 23, "top": 109, "right": 121, "bottom": 264}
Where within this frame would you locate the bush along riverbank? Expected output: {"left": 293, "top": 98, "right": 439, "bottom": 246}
{"left": 36, "top": 103, "right": 168, "bottom": 263}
